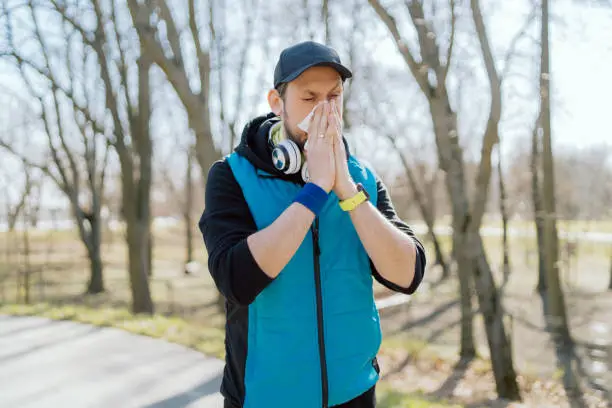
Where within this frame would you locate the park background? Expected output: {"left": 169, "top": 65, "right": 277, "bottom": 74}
{"left": 1, "top": 0, "right": 611, "bottom": 407}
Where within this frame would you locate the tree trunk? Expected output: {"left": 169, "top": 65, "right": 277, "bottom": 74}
{"left": 540, "top": 0, "right": 570, "bottom": 343}
{"left": 184, "top": 147, "right": 194, "bottom": 270}
{"left": 85, "top": 215, "right": 104, "bottom": 294}
{"left": 471, "top": 233, "right": 520, "bottom": 397}
{"left": 148, "top": 219, "right": 153, "bottom": 277}
{"left": 432, "top": 230, "right": 450, "bottom": 279}
{"left": 431, "top": 98, "right": 519, "bottom": 399}
{"left": 531, "top": 121, "right": 547, "bottom": 294}
{"left": 126, "top": 219, "right": 154, "bottom": 314}
{"left": 608, "top": 248, "right": 612, "bottom": 290}
{"left": 86, "top": 248, "right": 104, "bottom": 294}
{"left": 119, "top": 48, "right": 154, "bottom": 315}
{"left": 394, "top": 145, "right": 450, "bottom": 280}
{"left": 322, "top": 0, "right": 330, "bottom": 44}
{"left": 454, "top": 230, "right": 476, "bottom": 359}
{"left": 498, "top": 150, "right": 511, "bottom": 286}
{"left": 539, "top": 1, "right": 582, "bottom": 401}
{"left": 22, "top": 223, "right": 31, "bottom": 305}
{"left": 430, "top": 99, "right": 477, "bottom": 360}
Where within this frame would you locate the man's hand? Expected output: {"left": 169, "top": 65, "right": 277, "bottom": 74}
{"left": 305, "top": 101, "right": 336, "bottom": 193}
{"left": 330, "top": 100, "right": 357, "bottom": 200}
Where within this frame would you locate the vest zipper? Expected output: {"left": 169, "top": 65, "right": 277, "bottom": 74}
{"left": 312, "top": 218, "right": 329, "bottom": 408}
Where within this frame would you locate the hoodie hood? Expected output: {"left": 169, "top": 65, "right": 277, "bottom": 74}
{"left": 234, "top": 112, "right": 301, "bottom": 182}
{"left": 234, "top": 111, "right": 352, "bottom": 183}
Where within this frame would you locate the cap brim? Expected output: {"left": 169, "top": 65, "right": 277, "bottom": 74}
{"left": 277, "top": 61, "right": 353, "bottom": 87}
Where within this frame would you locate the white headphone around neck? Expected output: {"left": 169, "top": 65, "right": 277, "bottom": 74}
{"left": 269, "top": 123, "right": 310, "bottom": 182}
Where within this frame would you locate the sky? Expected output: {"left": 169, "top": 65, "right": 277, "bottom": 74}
{"left": 360, "top": 0, "right": 612, "bottom": 150}
{"left": 0, "top": 0, "right": 611, "bottom": 213}
{"left": 542, "top": 1, "right": 612, "bottom": 148}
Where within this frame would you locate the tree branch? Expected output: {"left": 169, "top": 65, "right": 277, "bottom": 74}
{"left": 0, "top": 140, "right": 62, "bottom": 189}
{"left": 367, "top": 0, "right": 429, "bottom": 94}
{"left": 156, "top": 0, "right": 185, "bottom": 68}
{"left": 229, "top": 0, "right": 258, "bottom": 148}
{"left": 469, "top": 0, "right": 502, "bottom": 230}
{"left": 49, "top": 0, "right": 96, "bottom": 48}
{"left": 30, "top": 1, "right": 80, "bottom": 194}
{"left": 109, "top": 0, "right": 134, "bottom": 127}
{"left": 188, "top": 0, "right": 208, "bottom": 97}
{"left": 406, "top": 0, "right": 440, "bottom": 72}
{"left": 501, "top": 4, "right": 538, "bottom": 83}
{"left": 322, "top": 0, "right": 330, "bottom": 44}
{"left": 440, "top": 0, "right": 456, "bottom": 85}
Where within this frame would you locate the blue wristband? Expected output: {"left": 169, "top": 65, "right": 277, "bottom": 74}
{"left": 293, "top": 183, "right": 329, "bottom": 216}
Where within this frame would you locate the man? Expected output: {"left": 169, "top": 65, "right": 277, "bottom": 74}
{"left": 199, "top": 41, "right": 426, "bottom": 408}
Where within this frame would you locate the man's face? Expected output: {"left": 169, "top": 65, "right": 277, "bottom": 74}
{"left": 270, "top": 66, "right": 343, "bottom": 150}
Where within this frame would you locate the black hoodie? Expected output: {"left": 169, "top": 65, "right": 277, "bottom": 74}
{"left": 200, "top": 111, "right": 425, "bottom": 304}
{"left": 198, "top": 113, "right": 426, "bottom": 406}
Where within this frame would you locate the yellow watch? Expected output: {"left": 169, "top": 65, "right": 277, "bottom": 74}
{"left": 339, "top": 183, "right": 370, "bottom": 211}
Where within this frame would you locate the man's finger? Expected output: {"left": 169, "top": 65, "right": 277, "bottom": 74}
{"left": 331, "top": 100, "right": 342, "bottom": 135}
{"left": 318, "top": 101, "right": 329, "bottom": 139}
{"left": 308, "top": 102, "right": 324, "bottom": 138}
{"left": 327, "top": 113, "right": 338, "bottom": 142}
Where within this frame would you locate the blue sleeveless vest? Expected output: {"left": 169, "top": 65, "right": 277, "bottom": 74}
{"left": 227, "top": 152, "right": 382, "bottom": 408}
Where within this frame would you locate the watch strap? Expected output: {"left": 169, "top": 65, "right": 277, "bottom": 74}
{"left": 339, "top": 183, "right": 369, "bottom": 211}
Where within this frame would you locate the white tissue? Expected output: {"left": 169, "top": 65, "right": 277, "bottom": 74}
{"left": 297, "top": 106, "right": 316, "bottom": 133}
{"left": 297, "top": 103, "right": 343, "bottom": 133}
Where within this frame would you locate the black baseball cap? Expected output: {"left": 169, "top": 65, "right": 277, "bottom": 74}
{"left": 273, "top": 41, "right": 353, "bottom": 89}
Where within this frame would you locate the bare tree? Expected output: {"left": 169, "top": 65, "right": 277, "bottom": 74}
{"left": 609, "top": 248, "right": 612, "bottom": 290}
{"left": 4, "top": 159, "right": 37, "bottom": 232}
{"left": 367, "top": 0, "right": 521, "bottom": 398}
{"left": 497, "top": 149, "right": 511, "bottom": 287}
{"left": 43, "top": 0, "right": 155, "bottom": 312}
{"left": 0, "top": 159, "right": 40, "bottom": 302}
{"left": 18, "top": 187, "right": 38, "bottom": 304}
{"left": 322, "top": 0, "right": 330, "bottom": 44}
{"left": 1, "top": 2, "right": 110, "bottom": 295}
{"left": 365, "top": 82, "right": 451, "bottom": 281}
{"left": 126, "top": 0, "right": 220, "bottom": 184}
{"left": 211, "top": 0, "right": 260, "bottom": 152}
{"left": 531, "top": 117, "right": 547, "bottom": 294}
{"left": 366, "top": 0, "right": 478, "bottom": 363}
{"left": 539, "top": 0, "right": 571, "bottom": 341}
{"left": 160, "top": 144, "right": 197, "bottom": 272}
{"left": 539, "top": 0, "right": 584, "bottom": 403}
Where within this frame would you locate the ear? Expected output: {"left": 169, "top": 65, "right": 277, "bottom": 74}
{"left": 267, "top": 89, "right": 283, "bottom": 116}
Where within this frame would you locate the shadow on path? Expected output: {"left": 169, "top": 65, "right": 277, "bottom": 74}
{"left": 142, "top": 373, "right": 223, "bottom": 408}
{"left": 0, "top": 325, "right": 101, "bottom": 364}
{"left": 428, "top": 357, "right": 474, "bottom": 400}
{"left": 0, "top": 319, "right": 56, "bottom": 338}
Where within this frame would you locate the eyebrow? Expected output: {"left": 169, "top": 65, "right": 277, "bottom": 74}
{"left": 303, "top": 83, "right": 342, "bottom": 96}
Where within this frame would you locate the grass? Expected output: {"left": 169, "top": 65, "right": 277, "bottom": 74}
{"left": 412, "top": 217, "right": 612, "bottom": 234}
{"left": 377, "top": 387, "right": 463, "bottom": 408}
{"left": 0, "top": 301, "right": 462, "bottom": 408}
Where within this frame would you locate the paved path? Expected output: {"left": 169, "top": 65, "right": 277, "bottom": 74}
{"left": 0, "top": 315, "right": 224, "bottom": 408}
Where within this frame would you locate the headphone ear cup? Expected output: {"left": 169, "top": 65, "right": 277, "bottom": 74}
{"left": 301, "top": 162, "right": 310, "bottom": 183}
{"left": 272, "top": 139, "right": 302, "bottom": 174}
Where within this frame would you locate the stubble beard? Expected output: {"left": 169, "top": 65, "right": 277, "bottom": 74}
{"left": 282, "top": 111, "right": 306, "bottom": 151}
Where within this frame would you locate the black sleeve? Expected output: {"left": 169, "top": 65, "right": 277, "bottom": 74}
{"left": 371, "top": 176, "right": 427, "bottom": 294}
{"left": 198, "top": 160, "right": 274, "bottom": 306}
